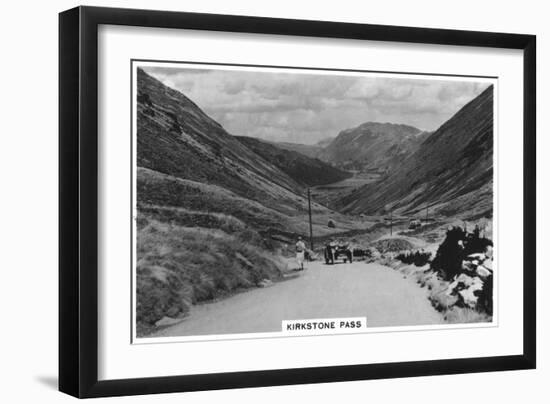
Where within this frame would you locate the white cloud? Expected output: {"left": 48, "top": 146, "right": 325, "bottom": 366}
{"left": 144, "top": 66, "right": 489, "bottom": 144}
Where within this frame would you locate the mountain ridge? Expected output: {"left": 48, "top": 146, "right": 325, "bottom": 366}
{"left": 337, "top": 85, "right": 494, "bottom": 219}
{"left": 318, "top": 121, "right": 430, "bottom": 172}
{"left": 137, "top": 67, "right": 325, "bottom": 216}
{"left": 235, "top": 136, "right": 351, "bottom": 187}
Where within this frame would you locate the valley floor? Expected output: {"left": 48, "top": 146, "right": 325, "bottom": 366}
{"left": 148, "top": 260, "right": 444, "bottom": 338}
{"left": 310, "top": 170, "right": 381, "bottom": 208}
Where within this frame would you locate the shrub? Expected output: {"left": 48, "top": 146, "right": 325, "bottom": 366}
{"left": 144, "top": 108, "right": 156, "bottom": 117}
{"left": 327, "top": 219, "right": 335, "bottom": 228}
{"left": 371, "top": 238, "right": 414, "bottom": 253}
{"left": 475, "top": 273, "right": 493, "bottom": 315}
{"left": 165, "top": 111, "right": 181, "bottom": 133}
{"left": 137, "top": 92, "right": 153, "bottom": 107}
{"left": 353, "top": 248, "right": 370, "bottom": 258}
{"left": 431, "top": 226, "right": 492, "bottom": 280}
{"left": 464, "top": 225, "right": 493, "bottom": 256}
{"left": 431, "top": 227, "right": 465, "bottom": 280}
{"left": 396, "top": 250, "right": 432, "bottom": 266}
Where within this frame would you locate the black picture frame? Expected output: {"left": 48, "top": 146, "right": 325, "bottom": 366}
{"left": 59, "top": 6, "right": 536, "bottom": 398}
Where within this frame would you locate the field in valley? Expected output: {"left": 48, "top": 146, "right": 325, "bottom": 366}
{"left": 310, "top": 171, "right": 382, "bottom": 208}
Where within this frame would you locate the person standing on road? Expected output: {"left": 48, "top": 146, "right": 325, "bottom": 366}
{"left": 326, "top": 237, "right": 337, "bottom": 265}
{"left": 296, "top": 236, "right": 307, "bottom": 271}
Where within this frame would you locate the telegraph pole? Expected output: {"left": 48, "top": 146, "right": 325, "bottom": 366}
{"left": 307, "top": 188, "right": 314, "bottom": 251}
{"left": 385, "top": 203, "right": 393, "bottom": 236}
{"left": 425, "top": 203, "right": 429, "bottom": 222}
{"left": 390, "top": 208, "right": 393, "bottom": 236}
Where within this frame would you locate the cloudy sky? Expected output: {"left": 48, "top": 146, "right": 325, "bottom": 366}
{"left": 145, "top": 65, "right": 490, "bottom": 145}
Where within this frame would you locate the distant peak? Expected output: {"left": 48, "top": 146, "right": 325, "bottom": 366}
{"left": 338, "top": 121, "right": 421, "bottom": 138}
{"left": 357, "top": 121, "right": 421, "bottom": 132}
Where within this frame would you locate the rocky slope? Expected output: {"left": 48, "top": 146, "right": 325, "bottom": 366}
{"left": 338, "top": 85, "right": 493, "bottom": 220}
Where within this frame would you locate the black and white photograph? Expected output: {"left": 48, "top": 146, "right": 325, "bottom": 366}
{"left": 133, "top": 62, "right": 496, "bottom": 340}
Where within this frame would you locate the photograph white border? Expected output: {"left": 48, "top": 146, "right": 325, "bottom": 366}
{"left": 98, "top": 24, "right": 523, "bottom": 381}
{"left": 130, "top": 59, "right": 499, "bottom": 345}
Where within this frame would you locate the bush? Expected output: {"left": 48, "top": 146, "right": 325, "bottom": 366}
{"left": 396, "top": 250, "right": 432, "bottom": 266}
{"left": 431, "top": 226, "right": 492, "bottom": 280}
{"left": 165, "top": 111, "right": 181, "bottom": 133}
{"left": 327, "top": 219, "right": 335, "bottom": 228}
{"left": 464, "top": 225, "right": 493, "bottom": 256}
{"left": 371, "top": 238, "right": 414, "bottom": 253}
{"left": 353, "top": 248, "right": 370, "bottom": 258}
{"left": 475, "top": 273, "right": 493, "bottom": 315}
{"left": 137, "top": 92, "right": 153, "bottom": 107}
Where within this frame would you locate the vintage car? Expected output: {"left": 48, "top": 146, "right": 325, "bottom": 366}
{"left": 408, "top": 219, "right": 422, "bottom": 230}
{"left": 324, "top": 242, "right": 353, "bottom": 264}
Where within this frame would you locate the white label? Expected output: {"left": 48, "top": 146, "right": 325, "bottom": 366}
{"left": 282, "top": 317, "right": 367, "bottom": 336}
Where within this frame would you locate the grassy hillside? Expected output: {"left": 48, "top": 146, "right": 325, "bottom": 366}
{"left": 137, "top": 68, "right": 315, "bottom": 213}
{"left": 235, "top": 136, "right": 351, "bottom": 187}
{"left": 137, "top": 167, "right": 367, "bottom": 237}
{"left": 136, "top": 218, "right": 286, "bottom": 334}
{"left": 338, "top": 86, "right": 494, "bottom": 220}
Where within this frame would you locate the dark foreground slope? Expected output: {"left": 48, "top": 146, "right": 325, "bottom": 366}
{"left": 338, "top": 85, "right": 493, "bottom": 219}
{"left": 235, "top": 136, "right": 351, "bottom": 187}
{"left": 318, "top": 122, "right": 429, "bottom": 172}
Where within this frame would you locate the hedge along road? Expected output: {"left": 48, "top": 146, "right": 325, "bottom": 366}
{"left": 150, "top": 261, "right": 444, "bottom": 338}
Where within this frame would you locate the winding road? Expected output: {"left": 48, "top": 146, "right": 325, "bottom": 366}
{"left": 151, "top": 260, "right": 443, "bottom": 338}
